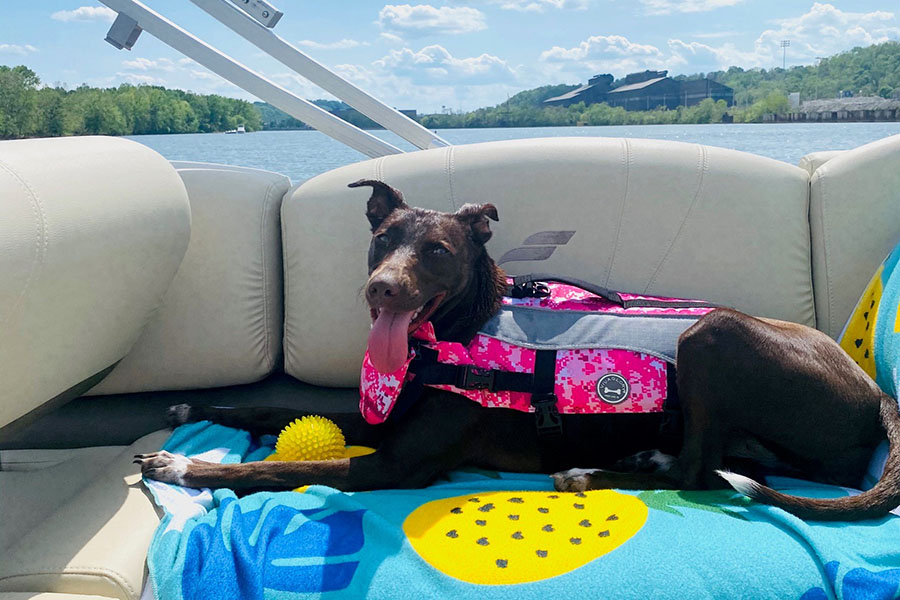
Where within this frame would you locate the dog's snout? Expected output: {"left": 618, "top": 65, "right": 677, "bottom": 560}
{"left": 367, "top": 279, "right": 400, "bottom": 302}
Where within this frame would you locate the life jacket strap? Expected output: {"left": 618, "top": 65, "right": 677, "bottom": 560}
{"left": 531, "top": 349, "right": 562, "bottom": 438}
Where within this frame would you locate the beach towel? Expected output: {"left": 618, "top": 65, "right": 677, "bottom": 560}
{"left": 143, "top": 421, "right": 900, "bottom": 600}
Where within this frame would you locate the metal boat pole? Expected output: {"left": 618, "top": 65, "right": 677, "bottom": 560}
{"left": 189, "top": 0, "right": 450, "bottom": 151}
{"left": 98, "top": 0, "right": 402, "bottom": 158}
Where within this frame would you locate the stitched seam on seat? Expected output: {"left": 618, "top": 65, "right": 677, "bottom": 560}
{"left": 802, "top": 176, "right": 816, "bottom": 328}
{"left": 0, "top": 159, "right": 47, "bottom": 327}
{"left": 644, "top": 144, "right": 709, "bottom": 293}
{"left": 0, "top": 566, "right": 136, "bottom": 600}
{"left": 259, "top": 179, "right": 280, "bottom": 371}
{"left": 280, "top": 188, "right": 293, "bottom": 372}
{"left": 604, "top": 138, "right": 631, "bottom": 288}
{"left": 375, "top": 155, "right": 385, "bottom": 183}
{"left": 445, "top": 146, "right": 457, "bottom": 210}
{"left": 818, "top": 170, "right": 833, "bottom": 335}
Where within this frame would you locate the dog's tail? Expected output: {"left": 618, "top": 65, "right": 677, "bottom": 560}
{"left": 718, "top": 393, "right": 900, "bottom": 521}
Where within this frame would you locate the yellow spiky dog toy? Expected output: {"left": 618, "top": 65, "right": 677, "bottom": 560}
{"left": 265, "top": 415, "right": 375, "bottom": 462}
{"left": 272, "top": 415, "right": 346, "bottom": 461}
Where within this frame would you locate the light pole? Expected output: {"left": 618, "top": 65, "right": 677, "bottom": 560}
{"left": 815, "top": 56, "right": 825, "bottom": 100}
{"left": 780, "top": 40, "right": 791, "bottom": 70}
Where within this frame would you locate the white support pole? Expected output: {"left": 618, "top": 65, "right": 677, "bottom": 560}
{"left": 189, "top": 0, "right": 450, "bottom": 151}
{"left": 98, "top": 0, "right": 402, "bottom": 158}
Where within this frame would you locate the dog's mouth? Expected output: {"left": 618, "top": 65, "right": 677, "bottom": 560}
{"left": 367, "top": 293, "right": 446, "bottom": 373}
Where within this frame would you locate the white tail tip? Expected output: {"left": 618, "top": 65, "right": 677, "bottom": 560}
{"left": 716, "top": 469, "right": 763, "bottom": 498}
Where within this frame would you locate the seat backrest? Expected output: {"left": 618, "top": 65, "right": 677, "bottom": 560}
{"left": 86, "top": 162, "right": 290, "bottom": 395}
{"left": 282, "top": 137, "right": 814, "bottom": 387}
{"left": 809, "top": 134, "right": 900, "bottom": 338}
{"left": 0, "top": 136, "right": 190, "bottom": 432}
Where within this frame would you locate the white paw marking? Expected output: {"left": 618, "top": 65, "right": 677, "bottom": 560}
{"left": 558, "top": 468, "right": 601, "bottom": 479}
{"left": 648, "top": 450, "right": 677, "bottom": 471}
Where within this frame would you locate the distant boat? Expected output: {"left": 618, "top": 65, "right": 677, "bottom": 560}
{"left": 225, "top": 124, "right": 247, "bottom": 134}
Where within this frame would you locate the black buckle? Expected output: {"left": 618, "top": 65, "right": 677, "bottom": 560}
{"left": 510, "top": 280, "right": 551, "bottom": 299}
{"left": 532, "top": 393, "right": 563, "bottom": 437}
{"left": 456, "top": 365, "right": 495, "bottom": 390}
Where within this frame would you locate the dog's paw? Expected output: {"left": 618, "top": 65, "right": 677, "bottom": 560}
{"left": 551, "top": 468, "right": 600, "bottom": 493}
{"left": 166, "top": 404, "right": 199, "bottom": 428}
{"left": 611, "top": 450, "right": 678, "bottom": 474}
{"left": 134, "top": 450, "right": 196, "bottom": 486}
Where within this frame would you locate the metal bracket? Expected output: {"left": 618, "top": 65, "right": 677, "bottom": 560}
{"left": 228, "top": 0, "right": 282, "bottom": 28}
{"left": 105, "top": 13, "right": 142, "bottom": 50}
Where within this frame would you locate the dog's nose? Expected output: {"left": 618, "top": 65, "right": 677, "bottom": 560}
{"left": 367, "top": 279, "right": 400, "bottom": 301}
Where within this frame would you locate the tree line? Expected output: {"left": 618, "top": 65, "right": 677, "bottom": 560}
{"left": 0, "top": 65, "right": 261, "bottom": 139}
{"left": 2, "top": 41, "right": 898, "bottom": 138}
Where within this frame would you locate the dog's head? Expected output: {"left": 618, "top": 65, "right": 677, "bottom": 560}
{"left": 349, "top": 179, "right": 501, "bottom": 373}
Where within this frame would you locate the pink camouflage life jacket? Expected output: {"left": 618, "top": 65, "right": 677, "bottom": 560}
{"left": 360, "top": 275, "right": 718, "bottom": 434}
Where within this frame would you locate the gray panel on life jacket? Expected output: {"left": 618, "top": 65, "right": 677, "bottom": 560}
{"left": 477, "top": 306, "right": 701, "bottom": 363}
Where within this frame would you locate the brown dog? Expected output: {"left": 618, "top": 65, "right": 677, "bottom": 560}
{"left": 137, "top": 180, "right": 900, "bottom": 521}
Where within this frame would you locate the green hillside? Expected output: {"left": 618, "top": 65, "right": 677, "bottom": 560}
{"left": 2, "top": 41, "right": 898, "bottom": 139}
{"left": 0, "top": 65, "right": 261, "bottom": 138}
{"left": 419, "top": 41, "right": 900, "bottom": 128}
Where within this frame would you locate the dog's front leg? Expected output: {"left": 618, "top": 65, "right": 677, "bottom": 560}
{"left": 167, "top": 404, "right": 384, "bottom": 447}
{"left": 135, "top": 450, "right": 397, "bottom": 491}
{"left": 139, "top": 394, "right": 483, "bottom": 491}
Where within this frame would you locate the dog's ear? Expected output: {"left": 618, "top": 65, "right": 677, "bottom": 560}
{"left": 348, "top": 179, "right": 408, "bottom": 231}
{"left": 456, "top": 203, "right": 499, "bottom": 245}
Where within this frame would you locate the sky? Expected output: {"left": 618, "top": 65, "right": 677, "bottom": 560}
{"left": 1, "top": 1, "right": 899, "bottom": 113}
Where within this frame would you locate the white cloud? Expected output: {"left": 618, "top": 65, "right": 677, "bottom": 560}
{"left": 542, "top": 35, "right": 663, "bottom": 62}
{"left": 639, "top": 0, "right": 743, "bottom": 15}
{"left": 667, "top": 39, "right": 760, "bottom": 71}
{"left": 122, "top": 58, "right": 178, "bottom": 72}
{"left": 373, "top": 44, "right": 517, "bottom": 84}
{"left": 114, "top": 72, "right": 168, "bottom": 86}
{"left": 537, "top": 3, "right": 900, "bottom": 80}
{"left": 692, "top": 31, "right": 742, "bottom": 39}
{"left": 0, "top": 44, "right": 38, "bottom": 55}
{"left": 328, "top": 44, "right": 522, "bottom": 112}
{"left": 484, "top": 0, "right": 589, "bottom": 12}
{"left": 51, "top": 6, "right": 116, "bottom": 22}
{"left": 378, "top": 4, "right": 487, "bottom": 37}
{"left": 380, "top": 32, "right": 405, "bottom": 45}
{"left": 755, "top": 3, "right": 900, "bottom": 65}
{"left": 297, "top": 39, "right": 370, "bottom": 50}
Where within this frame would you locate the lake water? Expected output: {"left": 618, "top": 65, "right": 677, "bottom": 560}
{"left": 128, "top": 122, "right": 900, "bottom": 183}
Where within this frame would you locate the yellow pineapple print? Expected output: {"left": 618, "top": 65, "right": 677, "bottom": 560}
{"left": 403, "top": 490, "right": 647, "bottom": 584}
{"left": 840, "top": 265, "right": 883, "bottom": 380}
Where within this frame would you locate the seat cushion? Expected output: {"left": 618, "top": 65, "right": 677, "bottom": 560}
{"left": 282, "top": 137, "right": 814, "bottom": 386}
{"left": 0, "top": 136, "right": 190, "bottom": 429}
{"left": 0, "top": 431, "right": 168, "bottom": 600}
{"left": 88, "top": 163, "right": 290, "bottom": 395}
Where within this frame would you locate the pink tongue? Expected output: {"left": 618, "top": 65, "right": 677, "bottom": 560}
{"left": 368, "top": 309, "right": 415, "bottom": 373}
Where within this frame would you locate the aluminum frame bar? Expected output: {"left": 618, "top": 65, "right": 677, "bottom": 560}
{"left": 189, "top": 0, "right": 450, "bottom": 150}
{"left": 98, "top": 0, "right": 402, "bottom": 158}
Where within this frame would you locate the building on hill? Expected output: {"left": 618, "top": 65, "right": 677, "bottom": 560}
{"left": 543, "top": 70, "right": 733, "bottom": 111}
{"left": 542, "top": 74, "right": 613, "bottom": 107}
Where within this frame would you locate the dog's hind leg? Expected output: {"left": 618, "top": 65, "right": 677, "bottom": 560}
{"left": 552, "top": 450, "right": 684, "bottom": 492}
{"left": 551, "top": 466, "right": 682, "bottom": 492}
{"left": 166, "top": 404, "right": 385, "bottom": 447}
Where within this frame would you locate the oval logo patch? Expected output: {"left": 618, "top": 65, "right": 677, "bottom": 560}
{"left": 596, "top": 373, "right": 630, "bottom": 404}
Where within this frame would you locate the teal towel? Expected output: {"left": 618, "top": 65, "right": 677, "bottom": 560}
{"left": 143, "top": 421, "right": 900, "bottom": 600}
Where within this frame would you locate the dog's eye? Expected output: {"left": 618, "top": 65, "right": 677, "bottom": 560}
{"left": 431, "top": 245, "right": 450, "bottom": 255}
{"left": 375, "top": 233, "right": 390, "bottom": 244}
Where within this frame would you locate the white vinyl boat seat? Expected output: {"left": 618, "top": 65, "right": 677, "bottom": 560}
{"left": 2, "top": 134, "right": 900, "bottom": 599}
